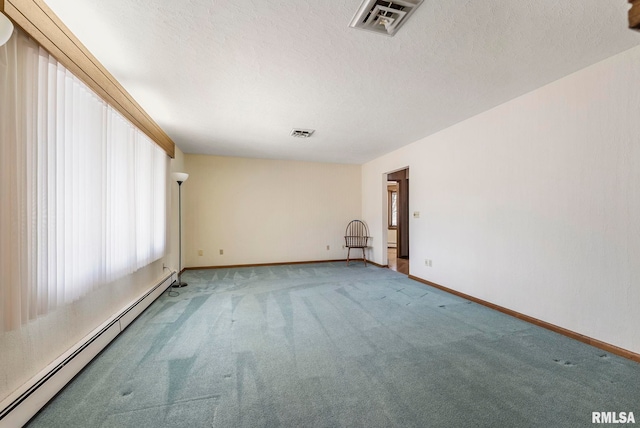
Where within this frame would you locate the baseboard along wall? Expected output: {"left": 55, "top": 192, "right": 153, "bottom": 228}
{"left": 186, "top": 259, "right": 360, "bottom": 270}
{"left": 0, "top": 272, "right": 176, "bottom": 427}
{"left": 408, "top": 275, "right": 640, "bottom": 364}
{"left": 185, "top": 258, "right": 389, "bottom": 271}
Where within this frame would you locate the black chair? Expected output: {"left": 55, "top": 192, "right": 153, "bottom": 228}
{"left": 345, "top": 220, "right": 370, "bottom": 266}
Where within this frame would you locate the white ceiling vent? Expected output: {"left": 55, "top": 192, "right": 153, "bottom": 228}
{"left": 349, "top": 0, "right": 423, "bottom": 36}
{"left": 290, "top": 128, "right": 315, "bottom": 138}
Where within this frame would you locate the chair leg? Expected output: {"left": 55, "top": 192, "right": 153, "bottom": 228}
{"left": 347, "top": 247, "right": 351, "bottom": 265}
{"left": 362, "top": 247, "right": 367, "bottom": 266}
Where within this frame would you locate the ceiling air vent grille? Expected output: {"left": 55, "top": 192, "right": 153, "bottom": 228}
{"left": 290, "top": 128, "right": 315, "bottom": 138}
{"left": 349, "top": 0, "right": 423, "bottom": 36}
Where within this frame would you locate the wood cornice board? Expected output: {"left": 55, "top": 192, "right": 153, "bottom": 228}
{"left": 1, "top": 0, "right": 175, "bottom": 158}
{"left": 408, "top": 275, "right": 640, "bottom": 364}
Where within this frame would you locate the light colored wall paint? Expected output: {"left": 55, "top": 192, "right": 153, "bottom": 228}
{"left": 183, "top": 155, "right": 362, "bottom": 267}
{"left": 0, "top": 147, "right": 184, "bottom": 404}
{"left": 362, "top": 46, "right": 640, "bottom": 354}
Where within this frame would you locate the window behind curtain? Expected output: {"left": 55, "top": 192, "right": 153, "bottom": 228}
{"left": 0, "top": 28, "right": 168, "bottom": 331}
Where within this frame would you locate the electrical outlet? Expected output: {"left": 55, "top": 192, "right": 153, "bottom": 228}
{"left": 219, "top": 249, "right": 224, "bottom": 255}
{"left": 425, "top": 259, "right": 432, "bottom": 267}
{"left": 198, "top": 250, "right": 203, "bottom": 256}
{"left": 326, "top": 245, "right": 330, "bottom": 250}
{"left": 413, "top": 211, "right": 420, "bottom": 218}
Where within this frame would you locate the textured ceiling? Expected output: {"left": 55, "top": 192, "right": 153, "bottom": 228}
{"left": 43, "top": 0, "right": 640, "bottom": 164}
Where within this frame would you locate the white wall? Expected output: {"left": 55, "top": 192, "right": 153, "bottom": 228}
{"left": 362, "top": 46, "right": 640, "bottom": 354}
{"left": 184, "top": 155, "right": 362, "bottom": 267}
{"left": 0, "top": 147, "right": 184, "bottom": 404}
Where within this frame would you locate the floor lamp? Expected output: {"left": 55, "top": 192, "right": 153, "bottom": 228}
{"left": 172, "top": 172, "right": 189, "bottom": 288}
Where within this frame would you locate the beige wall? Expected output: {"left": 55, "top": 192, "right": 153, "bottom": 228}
{"left": 0, "top": 147, "right": 184, "bottom": 404}
{"left": 363, "top": 45, "right": 640, "bottom": 354}
{"left": 183, "top": 155, "right": 362, "bottom": 267}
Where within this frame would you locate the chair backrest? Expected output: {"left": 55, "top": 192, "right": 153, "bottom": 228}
{"left": 345, "top": 220, "right": 369, "bottom": 248}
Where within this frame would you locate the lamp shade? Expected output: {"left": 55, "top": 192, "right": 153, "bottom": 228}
{"left": 0, "top": 13, "right": 13, "bottom": 47}
{"left": 172, "top": 172, "right": 189, "bottom": 183}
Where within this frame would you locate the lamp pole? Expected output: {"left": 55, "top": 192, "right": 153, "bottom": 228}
{"left": 172, "top": 172, "right": 189, "bottom": 287}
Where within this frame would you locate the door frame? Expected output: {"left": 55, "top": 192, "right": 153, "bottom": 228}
{"left": 387, "top": 168, "right": 409, "bottom": 259}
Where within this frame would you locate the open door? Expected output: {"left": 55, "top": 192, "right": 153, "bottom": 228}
{"left": 387, "top": 168, "right": 409, "bottom": 260}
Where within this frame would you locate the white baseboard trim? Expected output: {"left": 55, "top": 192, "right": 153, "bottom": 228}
{"left": 0, "top": 271, "right": 175, "bottom": 427}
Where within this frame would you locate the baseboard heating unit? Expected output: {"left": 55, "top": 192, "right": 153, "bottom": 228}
{"left": 0, "top": 272, "right": 176, "bottom": 427}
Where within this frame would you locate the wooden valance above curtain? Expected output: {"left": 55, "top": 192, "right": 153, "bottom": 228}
{"left": 0, "top": 0, "right": 176, "bottom": 158}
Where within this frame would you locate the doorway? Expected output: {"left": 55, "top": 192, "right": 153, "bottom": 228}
{"left": 387, "top": 168, "right": 409, "bottom": 274}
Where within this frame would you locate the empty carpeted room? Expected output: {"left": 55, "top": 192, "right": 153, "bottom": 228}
{"left": 2, "top": 1, "right": 640, "bottom": 427}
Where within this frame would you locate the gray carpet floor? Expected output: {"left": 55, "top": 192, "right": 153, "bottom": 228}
{"left": 28, "top": 263, "right": 640, "bottom": 427}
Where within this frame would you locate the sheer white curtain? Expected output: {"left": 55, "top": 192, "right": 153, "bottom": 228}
{"left": 0, "top": 28, "right": 167, "bottom": 332}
